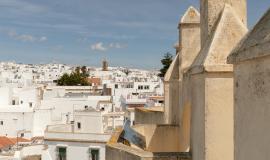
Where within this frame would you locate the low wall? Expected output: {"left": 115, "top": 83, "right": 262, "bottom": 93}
{"left": 134, "top": 108, "right": 164, "bottom": 125}
{"left": 106, "top": 144, "right": 190, "bottom": 160}
{"left": 133, "top": 125, "right": 181, "bottom": 152}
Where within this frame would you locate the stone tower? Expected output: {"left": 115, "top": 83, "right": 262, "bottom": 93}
{"left": 164, "top": 6, "right": 200, "bottom": 125}
{"left": 102, "top": 59, "right": 108, "bottom": 71}
{"left": 185, "top": 0, "right": 248, "bottom": 160}
{"left": 200, "top": 0, "right": 247, "bottom": 46}
{"left": 179, "top": 6, "right": 201, "bottom": 73}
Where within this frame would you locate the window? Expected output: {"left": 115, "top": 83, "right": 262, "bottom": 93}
{"left": 0, "top": 121, "right": 3, "bottom": 125}
{"left": 57, "top": 147, "right": 67, "bottom": 160}
{"left": 158, "top": 100, "right": 164, "bottom": 103}
{"left": 144, "top": 85, "right": 149, "bottom": 90}
{"left": 12, "top": 100, "right": 16, "bottom": 105}
{"left": 20, "top": 133, "right": 24, "bottom": 137}
{"left": 89, "top": 148, "right": 99, "bottom": 160}
{"left": 115, "top": 84, "right": 118, "bottom": 89}
{"left": 29, "top": 102, "right": 33, "bottom": 107}
{"left": 138, "top": 85, "right": 143, "bottom": 90}
{"left": 20, "top": 101, "right": 23, "bottom": 104}
{"left": 77, "top": 122, "right": 81, "bottom": 129}
{"left": 126, "top": 84, "right": 133, "bottom": 88}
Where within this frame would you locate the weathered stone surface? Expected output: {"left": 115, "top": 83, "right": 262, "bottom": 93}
{"left": 164, "top": 53, "right": 180, "bottom": 124}
{"left": 164, "top": 53, "right": 180, "bottom": 82}
{"left": 106, "top": 144, "right": 191, "bottom": 160}
{"left": 233, "top": 58, "right": 270, "bottom": 160}
{"left": 132, "top": 124, "right": 181, "bottom": 152}
{"left": 179, "top": 6, "right": 201, "bottom": 74}
{"left": 135, "top": 108, "right": 164, "bottom": 125}
{"left": 228, "top": 8, "right": 270, "bottom": 63}
{"left": 190, "top": 4, "right": 248, "bottom": 73}
{"left": 180, "top": 6, "right": 200, "bottom": 25}
{"left": 185, "top": 2, "right": 247, "bottom": 160}
{"left": 228, "top": 7, "right": 270, "bottom": 160}
{"left": 177, "top": 6, "right": 201, "bottom": 152}
{"left": 164, "top": 6, "right": 200, "bottom": 126}
{"left": 200, "top": 0, "right": 247, "bottom": 46}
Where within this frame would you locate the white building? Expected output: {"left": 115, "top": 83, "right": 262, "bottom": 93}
{"left": 44, "top": 109, "right": 120, "bottom": 160}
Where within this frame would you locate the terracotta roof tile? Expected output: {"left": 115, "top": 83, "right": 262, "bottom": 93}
{"left": 0, "top": 136, "right": 15, "bottom": 149}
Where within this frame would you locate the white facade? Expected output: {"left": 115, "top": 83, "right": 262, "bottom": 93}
{"left": 45, "top": 110, "right": 113, "bottom": 160}
{"left": 0, "top": 62, "right": 163, "bottom": 160}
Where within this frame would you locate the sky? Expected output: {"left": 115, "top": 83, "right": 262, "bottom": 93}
{"left": 0, "top": 0, "right": 269, "bottom": 69}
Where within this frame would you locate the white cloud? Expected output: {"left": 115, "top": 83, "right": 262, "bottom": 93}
{"left": 16, "top": 34, "right": 35, "bottom": 42}
{"left": 90, "top": 42, "right": 127, "bottom": 52}
{"left": 7, "top": 30, "right": 47, "bottom": 42}
{"left": 39, "top": 36, "right": 47, "bottom": 42}
{"left": 91, "top": 42, "right": 107, "bottom": 51}
{"left": 109, "top": 43, "right": 127, "bottom": 49}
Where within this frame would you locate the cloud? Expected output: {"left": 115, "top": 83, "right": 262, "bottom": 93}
{"left": 91, "top": 42, "right": 127, "bottom": 52}
{"left": 39, "top": 36, "right": 47, "bottom": 42}
{"left": 109, "top": 43, "right": 127, "bottom": 49}
{"left": 7, "top": 30, "right": 47, "bottom": 42}
{"left": 91, "top": 42, "right": 107, "bottom": 51}
{"left": 15, "top": 34, "right": 35, "bottom": 42}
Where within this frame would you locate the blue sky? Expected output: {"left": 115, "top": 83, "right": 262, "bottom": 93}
{"left": 0, "top": 0, "right": 269, "bottom": 69}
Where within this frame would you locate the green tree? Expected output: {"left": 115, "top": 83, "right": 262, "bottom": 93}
{"left": 75, "top": 66, "right": 81, "bottom": 74}
{"left": 57, "top": 73, "right": 69, "bottom": 86}
{"left": 57, "top": 69, "right": 90, "bottom": 86}
{"left": 159, "top": 52, "right": 173, "bottom": 77}
{"left": 81, "top": 66, "right": 89, "bottom": 78}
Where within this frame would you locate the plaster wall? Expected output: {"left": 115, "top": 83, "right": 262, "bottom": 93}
{"left": 179, "top": 75, "right": 192, "bottom": 152}
{"left": 0, "top": 87, "right": 12, "bottom": 106}
{"left": 133, "top": 124, "right": 181, "bottom": 152}
{"left": 0, "top": 112, "right": 33, "bottom": 138}
{"left": 32, "top": 109, "right": 52, "bottom": 137}
{"left": 190, "top": 73, "right": 205, "bottom": 160}
{"left": 74, "top": 112, "right": 103, "bottom": 133}
{"left": 106, "top": 144, "right": 190, "bottom": 160}
{"left": 234, "top": 57, "right": 270, "bottom": 160}
{"left": 46, "top": 141, "right": 106, "bottom": 160}
{"left": 164, "top": 80, "right": 180, "bottom": 124}
{"left": 191, "top": 72, "right": 233, "bottom": 160}
{"left": 134, "top": 110, "right": 164, "bottom": 125}
{"left": 180, "top": 25, "right": 201, "bottom": 72}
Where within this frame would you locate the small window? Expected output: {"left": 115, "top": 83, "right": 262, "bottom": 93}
{"left": 20, "top": 101, "right": 23, "bottom": 104}
{"left": 0, "top": 121, "right": 3, "bottom": 125}
{"left": 138, "top": 85, "right": 143, "bottom": 90}
{"left": 89, "top": 148, "right": 99, "bottom": 160}
{"left": 144, "top": 85, "right": 149, "bottom": 90}
{"left": 57, "top": 147, "right": 67, "bottom": 160}
{"left": 29, "top": 102, "right": 33, "bottom": 107}
{"left": 12, "top": 100, "right": 16, "bottom": 105}
{"left": 77, "top": 122, "right": 81, "bottom": 129}
{"left": 20, "top": 133, "right": 24, "bottom": 137}
{"left": 115, "top": 84, "right": 118, "bottom": 89}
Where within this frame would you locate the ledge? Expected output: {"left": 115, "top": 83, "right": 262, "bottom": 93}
{"left": 106, "top": 143, "right": 191, "bottom": 160}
